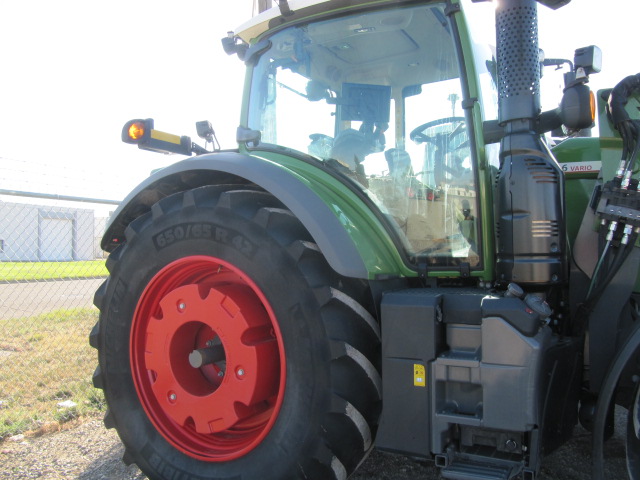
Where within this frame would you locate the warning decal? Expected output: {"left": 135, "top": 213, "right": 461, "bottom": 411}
{"left": 414, "top": 364, "right": 426, "bottom": 387}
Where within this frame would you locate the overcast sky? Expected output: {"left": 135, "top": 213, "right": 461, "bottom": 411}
{"left": 1, "top": 0, "right": 638, "bottom": 203}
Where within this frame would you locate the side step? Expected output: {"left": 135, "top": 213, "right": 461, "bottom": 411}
{"left": 440, "top": 458, "right": 517, "bottom": 480}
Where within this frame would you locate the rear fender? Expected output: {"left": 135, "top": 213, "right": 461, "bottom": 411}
{"left": 103, "top": 151, "right": 404, "bottom": 279}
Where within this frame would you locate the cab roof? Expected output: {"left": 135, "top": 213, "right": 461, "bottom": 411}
{"left": 234, "top": 0, "right": 426, "bottom": 43}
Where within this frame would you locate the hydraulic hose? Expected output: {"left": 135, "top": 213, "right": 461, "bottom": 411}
{"left": 584, "top": 75, "right": 640, "bottom": 310}
{"left": 587, "top": 240, "right": 611, "bottom": 298}
{"left": 585, "top": 232, "right": 638, "bottom": 310}
{"left": 607, "top": 73, "right": 640, "bottom": 177}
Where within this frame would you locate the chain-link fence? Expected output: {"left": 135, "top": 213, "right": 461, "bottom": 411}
{"left": 0, "top": 196, "right": 115, "bottom": 440}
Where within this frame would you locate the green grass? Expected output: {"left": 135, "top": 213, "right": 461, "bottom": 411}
{"left": 0, "top": 260, "right": 107, "bottom": 282}
{"left": 0, "top": 308, "right": 105, "bottom": 440}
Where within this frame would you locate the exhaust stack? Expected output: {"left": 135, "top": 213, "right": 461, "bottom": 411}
{"left": 494, "top": 0, "right": 567, "bottom": 288}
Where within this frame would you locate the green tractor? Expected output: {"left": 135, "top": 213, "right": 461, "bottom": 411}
{"left": 90, "top": 0, "right": 640, "bottom": 478}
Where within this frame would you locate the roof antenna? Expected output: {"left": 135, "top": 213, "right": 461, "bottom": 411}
{"left": 275, "top": 0, "right": 294, "bottom": 16}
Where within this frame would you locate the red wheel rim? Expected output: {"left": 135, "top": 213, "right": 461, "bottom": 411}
{"left": 130, "top": 256, "right": 286, "bottom": 461}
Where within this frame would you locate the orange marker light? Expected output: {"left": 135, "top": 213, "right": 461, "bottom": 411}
{"left": 589, "top": 90, "right": 596, "bottom": 123}
{"left": 128, "top": 122, "right": 146, "bottom": 141}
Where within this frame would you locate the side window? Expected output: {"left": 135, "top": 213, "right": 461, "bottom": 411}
{"left": 273, "top": 69, "right": 336, "bottom": 151}
{"left": 254, "top": 66, "right": 337, "bottom": 149}
{"left": 398, "top": 78, "right": 479, "bottom": 265}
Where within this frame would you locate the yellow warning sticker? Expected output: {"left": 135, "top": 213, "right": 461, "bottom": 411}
{"left": 414, "top": 364, "right": 426, "bottom": 387}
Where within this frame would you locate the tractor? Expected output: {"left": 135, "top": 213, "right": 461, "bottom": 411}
{"left": 90, "top": 0, "right": 640, "bottom": 478}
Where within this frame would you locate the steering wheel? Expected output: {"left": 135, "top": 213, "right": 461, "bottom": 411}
{"left": 409, "top": 117, "right": 466, "bottom": 145}
{"left": 410, "top": 117, "right": 469, "bottom": 186}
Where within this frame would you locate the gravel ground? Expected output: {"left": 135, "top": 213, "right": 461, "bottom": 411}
{"left": 0, "top": 412, "right": 628, "bottom": 480}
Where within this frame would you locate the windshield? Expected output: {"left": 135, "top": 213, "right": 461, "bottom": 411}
{"left": 248, "top": 3, "right": 481, "bottom": 268}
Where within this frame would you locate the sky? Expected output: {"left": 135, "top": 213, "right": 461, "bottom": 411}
{"left": 0, "top": 0, "right": 638, "bottom": 209}
{"left": 0, "top": 1, "right": 252, "bottom": 206}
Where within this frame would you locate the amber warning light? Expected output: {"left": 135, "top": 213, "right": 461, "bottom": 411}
{"left": 122, "top": 118, "right": 153, "bottom": 144}
{"left": 128, "top": 121, "right": 146, "bottom": 141}
{"left": 121, "top": 118, "right": 198, "bottom": 156}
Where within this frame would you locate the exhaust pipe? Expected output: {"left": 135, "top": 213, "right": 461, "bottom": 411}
{"left": 494, "top": 0, "right": 567, "bottom": 288}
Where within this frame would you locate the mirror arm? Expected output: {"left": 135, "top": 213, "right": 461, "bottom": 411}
{"left": 483, "top": 108, "right": 562, "bottom": 144}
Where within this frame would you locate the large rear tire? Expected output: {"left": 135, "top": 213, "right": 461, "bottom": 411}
{"left": 90, "top": 185, "right": 381, "bottom": 479}
{"left": 627, "top": 382, "right": 640, "bottom": 478}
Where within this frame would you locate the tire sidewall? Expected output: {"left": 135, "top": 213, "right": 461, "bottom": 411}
{"left": 100, "top": 205, "right": 331, "bottom": 479}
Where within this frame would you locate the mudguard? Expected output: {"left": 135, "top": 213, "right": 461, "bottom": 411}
{"left": 102, "top": 151, "right": 405, "bottom": 279}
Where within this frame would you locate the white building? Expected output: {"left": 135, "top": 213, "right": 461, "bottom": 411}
{"left": 0, "top": 201, "right": 95, "bottom": 261}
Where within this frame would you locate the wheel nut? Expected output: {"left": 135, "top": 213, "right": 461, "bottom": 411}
{"left": 169, "top": 393, "right": 177, "bottom": 401}
{"left": 178, "top": 302, "right": 186, "bottom": 311}
{"left": 236, "top": 368, "right": 245, "bottom": 377}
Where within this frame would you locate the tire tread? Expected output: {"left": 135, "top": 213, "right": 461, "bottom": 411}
{"left": 92, "top": 185, "right": 381, "bottom": 480}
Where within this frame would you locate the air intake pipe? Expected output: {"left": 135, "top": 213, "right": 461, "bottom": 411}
{"left": 494, "top": 0, "right": 567, "bottom": 288}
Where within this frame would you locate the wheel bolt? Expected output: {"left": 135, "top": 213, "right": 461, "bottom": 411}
{"left": 178, "top": 302, "right": 186, "bottom": 311}
{"left": 169, "top": 393, "right": 177, "bottom": 401}
{"left": 218, "top": 371, "right": 224, "bottom": 377}
{"left": 236, "top": 368, "right": 245, "bottom": 377}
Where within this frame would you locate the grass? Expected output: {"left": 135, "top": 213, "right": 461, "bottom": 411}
{"left": 0, "top": 308, "right": 105, "bottom": 440}
{"left": 0, "top": 260, "right": 107, "bottom": 282}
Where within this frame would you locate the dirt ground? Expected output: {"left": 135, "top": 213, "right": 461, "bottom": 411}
{"left": 0, "top": 409, "right": 629, "bottom": 480}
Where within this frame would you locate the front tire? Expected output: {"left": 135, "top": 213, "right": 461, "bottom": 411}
{"left": 90, "top": 185, "right": 381, "bottom": 479}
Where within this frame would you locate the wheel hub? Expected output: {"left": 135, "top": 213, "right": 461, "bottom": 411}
{"left": 130, "top": 256, "right": 285, "bottom": 461}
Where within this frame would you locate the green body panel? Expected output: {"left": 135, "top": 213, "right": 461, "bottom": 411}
{"left": 553, "top": 137, "right": 601, "bottom": 245}
{"left": 554, "top": 136, "right": 625, "bottom": 244}
{"left": 248, "top": 148, "right": 415, "bottom": 278}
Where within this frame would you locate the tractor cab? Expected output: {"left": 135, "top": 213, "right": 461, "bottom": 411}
{"left": 241, "top": 1, "right": 493, "bottom": 270}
